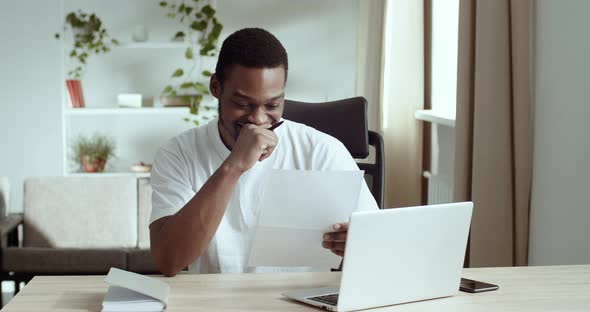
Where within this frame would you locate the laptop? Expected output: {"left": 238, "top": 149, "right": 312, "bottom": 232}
{"left": 282, "top": 202, "right": 473, "bottom": 312}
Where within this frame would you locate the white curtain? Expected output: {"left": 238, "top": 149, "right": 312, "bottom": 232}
{"left": 380, "top": 0, "right": 424, "bottom": 207}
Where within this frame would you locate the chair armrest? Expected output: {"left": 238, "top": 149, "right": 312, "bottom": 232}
{"left": 0, "top": 213, "right": 23, "bottom": 247}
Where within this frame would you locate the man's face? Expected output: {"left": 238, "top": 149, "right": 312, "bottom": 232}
{"left": 210, "top": 64, "right": 286, "bottom": 149}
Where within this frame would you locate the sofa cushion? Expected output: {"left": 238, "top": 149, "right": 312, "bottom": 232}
{"left": 127, "top": 248, "right": 159, "bottom": 274}
{"left": 137, "top": 178, "right": 152, "bottom": 249}
{"left": 2, "top": 247, "right": 127, "bottom": 273}
{"left": 23, "top": 176, "right": 137, "bottom": 248}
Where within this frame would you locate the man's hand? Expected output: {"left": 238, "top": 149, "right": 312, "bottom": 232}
{"left": 322, "top": 222, "right": 349, "bottom": 257}
{"left": 225, "top": 124, "right": 278, "bottom": 173}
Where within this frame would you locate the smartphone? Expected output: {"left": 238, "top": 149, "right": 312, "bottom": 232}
{"left": 459, "top": 278, "right": 499, "bottom": 293}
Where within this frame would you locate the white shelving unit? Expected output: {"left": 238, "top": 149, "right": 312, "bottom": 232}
{"left": 116, "top": 42, "right": 186, "bottom": 49}
{"left": 64, "top": 107, "right": 190, "bottom": 116}
{"left": 62, "top": 103, "right": 201, "bottom": 175}
{"left": 59, "top": 0, "right": 219, "bottom": 176}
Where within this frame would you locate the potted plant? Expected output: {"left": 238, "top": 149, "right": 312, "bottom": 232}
{"left": 70, "top": 134, "right": 116, "bottom": 173}
{"left": 159, "top": 1, "right": 223, "bottom": 125}
{"left": 55, "top": 11, "right": 119, "bottom": 107}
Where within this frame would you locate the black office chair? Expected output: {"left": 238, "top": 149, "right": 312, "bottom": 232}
{"left": 283, "top": 97, "right": 384, "bottom": 208}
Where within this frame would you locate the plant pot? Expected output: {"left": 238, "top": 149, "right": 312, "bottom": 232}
{"left": 80, "top": 155, "right": 107, "bottom": 173}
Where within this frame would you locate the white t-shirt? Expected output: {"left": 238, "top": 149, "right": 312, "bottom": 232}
{"left": 150, "top": 119, "right": 378, "bottom": 273}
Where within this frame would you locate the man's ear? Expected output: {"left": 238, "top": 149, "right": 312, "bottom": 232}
{"left": 210, "top": 74, "right": 221, "bottom": 98}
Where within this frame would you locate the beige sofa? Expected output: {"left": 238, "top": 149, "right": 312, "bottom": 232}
{"left": 0, "top": 176, "right": 158, "bottom": 299}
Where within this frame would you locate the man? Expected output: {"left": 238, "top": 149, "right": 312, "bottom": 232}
{"left": 149, "top": 28, "right": 378, "bottom": 276}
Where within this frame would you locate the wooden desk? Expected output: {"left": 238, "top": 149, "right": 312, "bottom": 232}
{"left": 3, "top": 265, "right": 590, "bottom": 311}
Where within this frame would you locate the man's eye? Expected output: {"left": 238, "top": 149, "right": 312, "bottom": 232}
{"left": 233, "top": 101, "right": 249, "bottom": 107}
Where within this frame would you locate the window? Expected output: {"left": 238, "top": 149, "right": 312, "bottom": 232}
{"left": 430, "top": 0, "right": 459, "bottom": 118}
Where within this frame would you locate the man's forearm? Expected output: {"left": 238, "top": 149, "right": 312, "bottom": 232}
{"left": 151, "top": 161, "right": 242, "bottom": 276}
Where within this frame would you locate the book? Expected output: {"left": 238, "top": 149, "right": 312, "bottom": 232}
{"left": 65, "top": 79, "right": 85, "bottom": 108}
{"left": 102, "top": 268, "right": 169, "bottom": 312}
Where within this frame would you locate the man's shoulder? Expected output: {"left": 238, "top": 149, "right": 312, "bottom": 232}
{"left": 159, "top": 121, "right": 211, "bottom": 155}
{"left": 282, "top": 119, "right": 344, "bottom": 148}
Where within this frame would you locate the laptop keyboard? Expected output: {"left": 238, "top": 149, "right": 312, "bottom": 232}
{"left": 308, "top": 293, "right": 339, "bottom": 306}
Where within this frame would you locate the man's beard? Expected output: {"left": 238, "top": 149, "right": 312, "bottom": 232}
{"left": 217, "top": 103, "right": 240, "bottom": 145}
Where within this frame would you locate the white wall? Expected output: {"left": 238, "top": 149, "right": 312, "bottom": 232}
{"left": 0, "top": 0, "right": 64, "bottom": 214}
{"left": 0, "top": 1, "right": 366, "bottom": 212}
{"left": 218, "top": 0, "right": 358, "bottom": 103}
{"left": 529, "top": 0, "right": 590, "bottom": 265}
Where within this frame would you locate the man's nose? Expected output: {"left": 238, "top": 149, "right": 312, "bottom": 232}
{"left": 247, "top": 106, "right": 269, "bottom": 126}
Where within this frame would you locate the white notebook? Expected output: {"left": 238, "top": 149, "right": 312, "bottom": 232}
{"left": 102, "top": 268, "right": 170, "bottom": 312}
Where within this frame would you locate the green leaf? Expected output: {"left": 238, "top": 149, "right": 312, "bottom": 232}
{"left": 162, "top": 85, "right": 173, "bottom": 94}
{"left": 183, "top": 118, "right": 190, "bottom": 122}
{"left": 185, "top": 47, "right": 194, "bottom": 59}
{"left": 190, "top": 105, "right": 199, "bottom": 115}
{"left": 210, "top": 22, "right": 222, "bottom": 40}
{"left": 170, "top": 90, "right": 177, "bottom": 97}
{"left": 166, "top": 12, "right": 176, "bottom": 18}
{"left": 202, "top": 70, "right": 212, "bottom": 77}
{"left": 193, "top": 120, "right": 200, "bottom": 126}
{"left": 195, "top": 12, "right": 203, "bottom": 18}
{"left": 201, "top": 5, "right": 215, "bottom": 18}
{"left": 194, "top": 82, "right": 209, "bottom": 93}
{"left": 171, "top": 69, "right": 184, "bottom": 78}
{"left": 174, "top": 31, "right": 185, "bottom": 39}
{"left": 178, "top": 3, "right": 185, "bottom": 13}
{"left": 180, "top": 82, "right": 193, "bottom": 89}
{"left": 69, "top": 50, "right": 77, "bottom": 57}
{"left": 199, "top": 42, "right": 215, "bottom": 56}
{"left": 111, "top": 38, "right": 119, "bottom": 45}
{"left": 185, "top": 7, "right": 193, "bottom": 15}
{"left": 190, "top": 20, "right": 207, "bottom": 31}
{"left": 159, "top": 1, "right": 167, "bottom": 7}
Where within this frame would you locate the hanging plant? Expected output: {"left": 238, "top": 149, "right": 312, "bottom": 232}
{"left": 56, "top": 11, "right": 119, "bottom": 79}
{"left": 159, "top": 0, "right": 223, "bottom": 126}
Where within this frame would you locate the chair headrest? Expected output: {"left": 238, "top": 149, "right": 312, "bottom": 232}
{"left": 283, "top": 97, "right": 369, "bottom": 158}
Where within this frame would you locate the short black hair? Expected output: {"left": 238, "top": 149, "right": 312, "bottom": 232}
{"left": 215, "top": 28, "right": 288, "bottom": 86}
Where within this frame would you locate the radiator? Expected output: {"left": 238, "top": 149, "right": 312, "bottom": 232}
{"left": 424, "top": 121, "right": 455, "bottom": 205}
{"left": 425, "top": 172, "right": 454, "bottom": 205}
